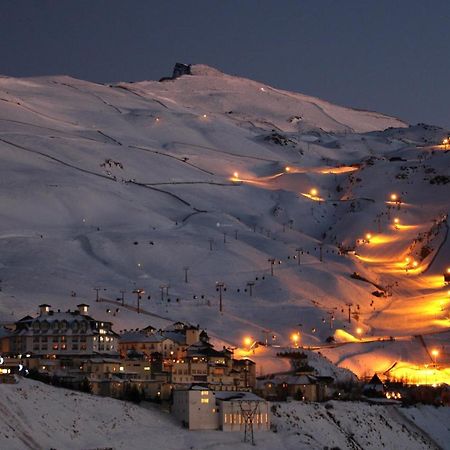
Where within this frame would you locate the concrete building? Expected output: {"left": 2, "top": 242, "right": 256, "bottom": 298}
{"left": 172, "top": 385, "right": 219, "bottom": 430}
{"left": 8, "top": 304, "right": 118, "bottom": 357}
{"left": 172, "top": 386, "right": 270, "bottom": 432}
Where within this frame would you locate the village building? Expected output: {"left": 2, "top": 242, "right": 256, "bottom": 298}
{"left": 257, "top": 372, "right": 334, "bottom": 402}
{"left": 172, "top": 385, "right": 270, "bottom": 431}
{"left": 119, "top": 322, "right": 255, "bottom": 392}
{"left": 4, "top": 304, "right": 118, "bottom": 358}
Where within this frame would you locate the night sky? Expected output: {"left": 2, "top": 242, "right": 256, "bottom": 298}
{"left": 1, "top": 0, "right": 449, "bottom": 128}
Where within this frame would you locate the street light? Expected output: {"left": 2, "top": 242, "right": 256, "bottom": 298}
{"left": 290, "top": 332, "right": 300, "bottom": 348}
{"left": 310, "top": 188, "right": 318, "bottom": 197}
{"left": 431, "top": 349, "right": 439, "bottom": 366}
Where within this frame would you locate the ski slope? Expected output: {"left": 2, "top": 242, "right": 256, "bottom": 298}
{"left": 0, "top": 65, "right": 448, "bottom": 383}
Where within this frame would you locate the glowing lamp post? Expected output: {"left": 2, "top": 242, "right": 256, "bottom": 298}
{"left": 365, "top": 233, "right": 372, "bottom": 244}
{"left": 291, "top": 332, "right": 300, "bottom": 348}
{"left": 310, "top": 188, "right": 318, "bottom": 198}
{"left": 285, "top": 166, "right": 291, "bottom": 173}
{"left": 356, "top": 327, "right": 363, "bottom": 339}
{"left": 243, "top": 336, "right": 253, "bottom": 349}
{"left": 431, "top": 349, "right": 439, "bottom": 366}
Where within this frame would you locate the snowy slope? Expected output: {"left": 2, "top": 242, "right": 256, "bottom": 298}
{"left": 0, "top": 378, "right": 447, "bottom": 450}
{"left": 0, "top": 66, "right": 448, "bottom": 382}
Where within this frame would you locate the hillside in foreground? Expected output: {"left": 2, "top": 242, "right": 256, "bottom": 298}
{"left": 1, "top": 378, "right": 449, "bottom": 450}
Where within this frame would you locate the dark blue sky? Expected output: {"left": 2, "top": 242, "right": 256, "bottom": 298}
{"left": 1, "top": 0, "right": 449, "bottom": 128}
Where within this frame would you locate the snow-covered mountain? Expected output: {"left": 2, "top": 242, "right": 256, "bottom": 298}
{"left": 0, "top": 64, "right": 448, "bottom": 382}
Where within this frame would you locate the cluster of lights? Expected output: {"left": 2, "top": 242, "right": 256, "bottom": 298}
{"left": 403, "top": 256, "right": 419, "bottom": 270}
{"left": 389, "top": 193, "right": 402, "bottom": 204}
{"left": 385, "top": 391, "right": 402, "bottom": 400}
{"left": 290, "top": 332, "right": 300, "bottom": 348}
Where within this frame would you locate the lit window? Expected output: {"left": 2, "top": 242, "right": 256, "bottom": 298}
{"left": 200, "top": 390, "right": 209, "bottom": 396}
{"left": 201, "top": 398, "right": 209, "bottom": 404}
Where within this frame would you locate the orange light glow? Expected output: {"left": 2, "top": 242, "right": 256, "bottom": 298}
{"left": 310, "top": 188, "right": 318, "bottom": 197}
{"left": 431, "top": 349, "right": 439, "bottom": 357}
{"left": 390, "top": 193, "right": 398, "bottom": 201}
{"left": 365, "top": 233, "right": 372, "bottom": 241}
{"left": 285, "top": 166, "right": 291, "bottom": 172}
{"left": 243, "top": 336, "right": 253, "bottom": 348}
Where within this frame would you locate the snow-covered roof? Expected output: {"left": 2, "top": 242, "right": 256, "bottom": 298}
{"left": 214, "top": 391, "right": 265, "bottom": 402}
{"left": 119, "top": 331, "right": 170, "bottom": 343}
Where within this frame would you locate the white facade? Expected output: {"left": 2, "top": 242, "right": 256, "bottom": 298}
{"left": 172, "top": 387, "right": 219, "bottom": 430}
{"left": 172, "top": 387, "right": 270, "bottom": 432}
{"left": 216, "top": 392, "right": 270, "bottom": 432}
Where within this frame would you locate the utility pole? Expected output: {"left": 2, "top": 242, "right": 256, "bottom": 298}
{"left": 120, "top": 290, "right": 125, "bottom": 306}
{"left": 346, "top": 303, "right": 353, "bottom": 323}
{"left": 235, "top": 229, "right": 238, "bottom": 240}
{"left": 268, "top": 258, "right": 275, "bottom": 276}
{"left": 223, "top": 232, "right": 227, "bottom": 243}
{"left": 246, "top": 281, "right": 255, "bottom": 297}
{"left": 326, "top": 311, "right": 335, "bottom": 330}
{"left": 208, "top": 238, "right": 214, "bottom": 251}
{"left": 159, "top": 284, "right": 166, "bottom": 303}
{"left": 183, "top": 266, "right": 189, "bottom": 283}
{"left": 93, "top": 287, "right": 106, "bottom": 302}
{"left": 295, "top": 248, "right": 303, "bottom": 266}
{"left": 319, "top": 243, "right": 323, "bottom": 262}
{"left": 216, "top": 282, "right": 226, "bottom": 313}
{"left": 132, "top": 289, "right": 145, "bottom": 314}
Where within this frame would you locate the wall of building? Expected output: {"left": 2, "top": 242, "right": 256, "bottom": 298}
{"left": 172, "top": 389, "right": 219, "bottom": 430}
{"left": 219, "top": 400, "right": 270, "bottom": 432}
